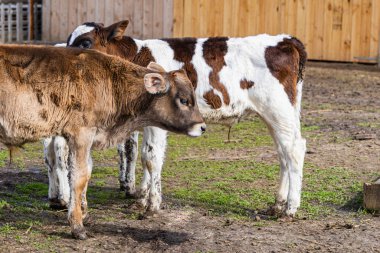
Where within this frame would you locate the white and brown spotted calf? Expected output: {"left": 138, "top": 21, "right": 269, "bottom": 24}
{"left": 0, "top": 44, "right": 205, "bottom": 239}
{"left": 47, "top": 20, "right": 307, "bottom": 217}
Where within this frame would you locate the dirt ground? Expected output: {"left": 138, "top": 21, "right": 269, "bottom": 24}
{"left": 0, "top": 61, "right": 380, "bottom": 252}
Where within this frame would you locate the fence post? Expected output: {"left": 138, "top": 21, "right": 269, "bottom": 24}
{"left": 8, "top": 4, "right": 12, "bottom": 42}
{"left": 16, "top": 3, "right": 23, "bottom": 42}
{"left": 29, "top": 0, "right": 35, "bottom": 41}
{"left": 0, "top": 4, "right": 4, "bottom": 43}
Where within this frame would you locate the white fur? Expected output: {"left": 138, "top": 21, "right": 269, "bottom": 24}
{"left": 68, "top": 25, "right": 94, "bottom": 45}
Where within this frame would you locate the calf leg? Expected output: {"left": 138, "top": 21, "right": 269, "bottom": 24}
{"left": 118, "top": 131, "right": 139, "bottom": 196}
{"left": 137, "top": 127, "right": 167, "bottom": 212}
{"left": 67, "top": 129, "right": 95, "bottom": 240}
{"left": 253, "top": 85, "right": 306, "bottom": 216}
{"left": 44, "top": 137, "right": 70, "bottom": 208}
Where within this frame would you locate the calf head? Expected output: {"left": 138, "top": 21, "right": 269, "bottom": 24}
{"left": 67, "top": 20, "right": 133, "bottom": 59}
{"left": 143, "top": 62, "right": 206, "bottom": 137}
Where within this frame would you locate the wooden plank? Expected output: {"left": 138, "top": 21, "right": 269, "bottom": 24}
{"left": 350, "top": 0, "right": 362, "bottom": 62}
{"left": 77, "top": 0, "right": 87, "bottom": 25}
{"left": 0, "top": 4, "right": 5, "bottom": 43}
{"left": 105, "top": 0, "right": 114, "bottom": 25}
{"left": 322, "top": 0, "right": 333, "bottom": 60}
{"left": 58, "top": 0, "right": 68, "bottom": 41}
{"left": 237, "top": 0, "right": 249, "bottom": 36}
{"left": 8, "top": 4, "right": 12, "bottom": 42}
{"left": 222, "top": 0, "right": 233, "bottom": 36}
{"left": 370, "top": 0, "right": 380, "bottom": 60}
{"left": 189, "top": 0, "right": 199, "bottom": 36}
{"left": 42, "top": 0, "right": 51, "bottom": 41}
{"left": 16, "top": 2, "right": 23, "bottom": 42}
{"left": 95, "top": 0, "right": 105, "bottom": 23}
{"left": 341, "top": 0, "right": 353, "bottom": 61}
{"left": 86, "top": 0, "right": 96, "bottom": 22}
{"left": 359, "top": 0, "right": 372, "bottom": 60}
{"left": 143, "top": 0, "right": 153, "bottom": 39}
{"left": 67, "top": 0, "right": 77, "bottom": 35}
{"left": 153, "top": 0, "right": 163, "bottom": 38}
{"left": 132, "top": 0, "right": 143, "bottom": 38}
{"left": 246, "top": 0, "right": 259, "bottom": 35}
{"left": 330, "top": 0, "right": 343, "bottom": 61}
{"left": 182, "top": 0, "right": 192, "bottom": 36}
{"left": 163, "top": 0, "right": 173, "bottom": 37}
{"left": 284, "top": 0, "right": 297, "bottom": 35}
{"left": 122, "top": 0, "right": 134, "bottom": 35}
{"left": 113, "top": 0, "right": 124, "bottom": 22}
{"left": 296, "top": 0, "right": 307, "bottom": 42}
{"left": 173, "top": 0, "right": 184, "bottom": 37}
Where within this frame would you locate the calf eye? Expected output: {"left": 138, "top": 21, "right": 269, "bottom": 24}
{"left": 79, "top": 40, "right": 92, "bottom": 49}
{"left": 180, "top": 98, "right": 189, "bottom": 106}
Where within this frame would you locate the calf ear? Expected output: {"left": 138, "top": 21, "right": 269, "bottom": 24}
{"left": 106, "top": 20, "right": 129, "bottom": 41}
{"left": 144, "top": 73, "right": 169, "bottom": 94}
{"left": 147, "top": 62, "right": 166, "bottom": 73}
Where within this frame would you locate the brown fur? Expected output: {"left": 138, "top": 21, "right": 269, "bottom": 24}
{"left": 0, "top": 44, "right": 204, "bottom": 238}
{"left": 203, "top": 90, "right": 222, "bottom": 109}
{"left": 202, "top": 37, "right": 230, "bottom": 105}
{"left": 265, "top": 37, "right": 307, "bottom": 105}
{"left": 163, "top": 38, "right": 198, "bottom": 89}
{"left": 240, "top": 79, "right": 255, "bottom": 89}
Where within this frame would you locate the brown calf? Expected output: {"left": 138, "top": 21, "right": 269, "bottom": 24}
{"left": 0, "top": 44, "right": 205, "bottom": 239}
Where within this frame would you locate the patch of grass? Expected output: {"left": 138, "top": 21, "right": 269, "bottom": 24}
{"left": 0, "top": 150, "right": 8, "bottom": 167}
{"left": 0, "top": 223, "right": 15, "bottom": 234}
{"left": 15, "top": 182, "right": 48, "bottom": 198}
{"left": 357, "top": 122, "right": 380, "bottom": 129}
{"left": 91, "top": 166, "right": 118, "bottom": 179}
{"left": 0, "top": 200, "right": 10, "bottom": 209}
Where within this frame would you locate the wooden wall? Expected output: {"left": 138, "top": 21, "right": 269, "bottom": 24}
{"left": 42, "top": 0, "right": 380, "bottom": 63}
{"left": 173, "top": 0, "right": 380, "bottom": 63}
{"left": 42, "top": 0, "right": 173, "bottom": 42}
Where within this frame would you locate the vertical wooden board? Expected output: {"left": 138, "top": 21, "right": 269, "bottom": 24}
{"left": 143, "top": 0, "right": 153, "bottom": 39}
{"left": 341, "top": 0, "right": 353, "bottom": 61}
{"left": 86, "top": 0, "right": 96, "bottom": 22}
{"left": 210, "top": 0, "right": 224, "bottom": 36}
{"left": 198, "top": 0, "right": 207, "bottom": 36}
{"left": 330, "top": 0, "right": 343, "bottom": 60}
{"left": 153, "top": 0, "right": 164, "bottom": 38}
{"left": 284, "top": 0, "right": 297, "bottom": 35}
{"left": 58, "top": 0, "right": 68, "bottom": 41}
{"left": 311, "top": 0, "right": 325, "bottom": 60}
{"left": 42, "top": 0, "right": 51, "bottom": 41}
{"left": 222, "top": 0, "right": 233, "bottom": 36}
{"left": 7, "top": 5, "right": 11, "bottom": 42}
{"left": 277, "top": 0, "right": 287, "bottom": 33}
{"left": 122, "top": 0, "right": 134, "bottom": 35}
{"left": 304, "top": 0, "right": 315, "bottom": 58}
{"left": 370, "top": 0, "right": 380, "bottom": 59}
{"left": 105, "top": 0, "right": 114, "bottom": 25}
{"left": 296, "top": 0, "right": 307, "bottom": 42}
{"left": 182, "top": 0, "right": 192, "bottom": 36}
{"left": 190, "top": 0, "right": 200, "bottom": 36}
{"left": 16, "top": 2, "right": 23, "bottom": 42}
{"left": 263, "top": 0, "right": 276, "bottom": 34}
{"left": 132, "top": 0, "right": 143, "bottom": 38}
{"left": 246, "top": 0, "right": 260, "bottom": 35}
{"left": 173, "top": 0, "right": 184, "bottom": 37}
{"left": 256, "top": 0, "right": 266, "bottom": 34}
{"left": 350, "top": 0, "right": 362, "bottom": 61}
{"left": 67, "top": 0, "right": 78, "bottom": 35}
{"left": 113, "top": 0, "right": 124, "bottom": 23}
{"left": 230, "top": 0, "right": 240, "bottom": 36}
{"left": 322, "top": 0, "right": 333, "bottom": 60}
{"left": 359, "top": 0, "right": 372, "bottom": 59}
{"left": 237, "top": 0, "right": 249, "bottom": 36}
{"left": 163, "top": 0, "right": 173, "bottom": 37}
{"left": 50, "top": 0, "right": 60, "bottom": 41}
{"left": 95, "top": 0, "right": 106, "bottom": 23}
{"left": 77, "top": 0, "right": 88, "bottom": 26}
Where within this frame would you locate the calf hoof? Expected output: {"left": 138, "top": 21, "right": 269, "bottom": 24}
{"left": 125, "top": 191, "right": 137, "bottom": 199}
{"left": 49, "top": 198, "right": 68, "bottom": 210}
{"left": 142, "top": 209, "right": 161, "bottom": 219}
{"left": 71, "top": 227, "right": 87, "bottom": 240}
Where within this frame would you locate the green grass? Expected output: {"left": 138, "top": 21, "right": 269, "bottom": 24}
{"left": 0, "top": 114, "right": 377, "bottom": 224}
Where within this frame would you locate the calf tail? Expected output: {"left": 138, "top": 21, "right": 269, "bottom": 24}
{"left": 290, "top": 37, "right": 307, "bottom": 130}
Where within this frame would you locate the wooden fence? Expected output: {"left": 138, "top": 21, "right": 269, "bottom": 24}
{"left": 41, "top": 0, "right": 380, "bottom": 63}
{"left": 42, "top": 0, "right": 173, "bottom": 42}
{"left": 173, "top": 0, "right": 380, "bottom": 63}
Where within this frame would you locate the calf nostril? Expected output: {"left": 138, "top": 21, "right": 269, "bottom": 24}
{"left": 201, "top": 125, "right": 206, "bottom": 133}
